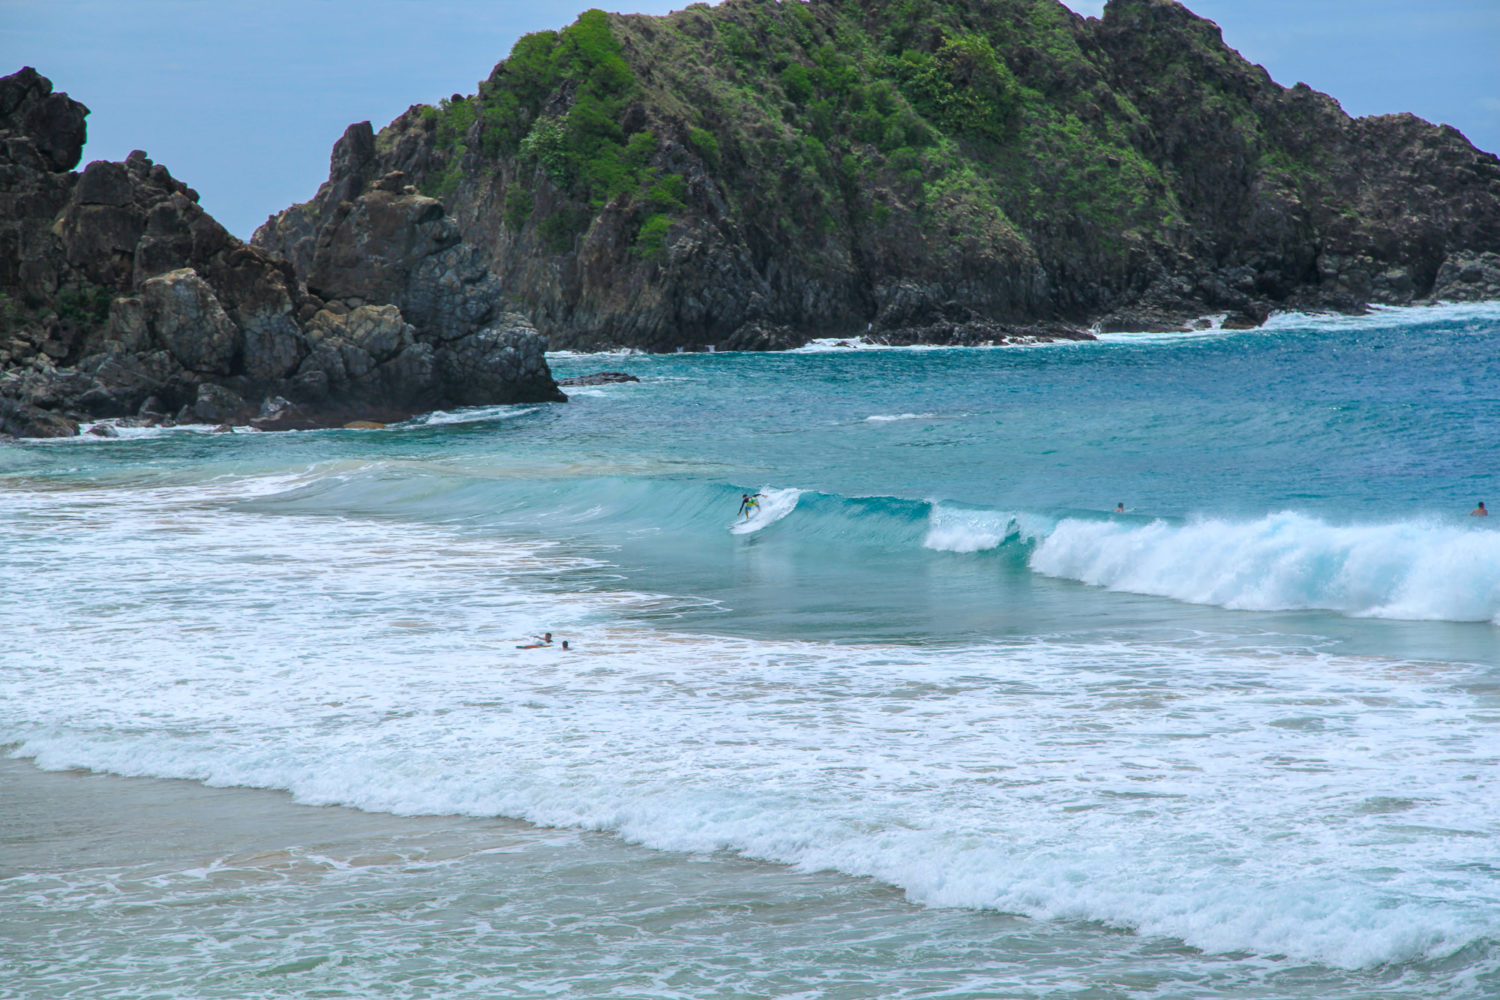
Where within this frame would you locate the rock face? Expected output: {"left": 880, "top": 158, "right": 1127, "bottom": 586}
{"left": 0, "top": 68, "right": 564, "bottom": 438}
{"left": 1430, "top": 251, "right": 1500, "bottom": 302}
{"left": 257, "top": 0, "right": 1500, "bottom": 351}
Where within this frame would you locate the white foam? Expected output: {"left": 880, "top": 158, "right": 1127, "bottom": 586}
{"left": 1030, "top": 511, "right": 1500, "bottom": 622}
{"left": 865, "top": 412, "right": 939, "bottom": 423}
{"left": 923, "top": 505, "right": 1018, "bottom": 552}
{"left": 729, "top": 487, "right": 802, "bottom": 534}
{"left": 1092, "top": 317, "right": 1245, "bottom": 344}
{"left": 546, "top": 348, "right": 646, "bottom": 359}
{"left": 407, "top": 405, "right": 542, "bottom": 427}
{"left": 4, "top": 475, "right": 1499, "bottom": 971}
{"left": 1090, "top": 301, "right": 1500, "bottom": 346}
{"left": 1259, "top": 299, "right": 1500, "bottom": 333}
{"left": 791, "top": 338, "right": 1006, "bottom": 354}
{"left": 41, "top": 420, "right": 241, "bottom": 442}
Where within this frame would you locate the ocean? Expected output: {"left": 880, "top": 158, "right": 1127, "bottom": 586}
{"left": 2, "top": 303, "right": 1498, "bottom": 999}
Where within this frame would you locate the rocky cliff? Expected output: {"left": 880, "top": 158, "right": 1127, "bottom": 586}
{"left": 257, "top": 0, "right": 1500, "bottom": 351}
{"left": 0, "top": 68, "right": 563, "bottom": 438}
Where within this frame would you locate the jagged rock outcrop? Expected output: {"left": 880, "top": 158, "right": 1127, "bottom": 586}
{"left": 0, "top": 67, "right": 85, "bottom": 173}
{"left": 0, "top": 68, "right": 564, "bottom": 438}
{"left": 1430, "top": 251, "right": 1500, "bottom": 302}
{"left": 258, "top": 0, "right": 1500, "bottom": 351}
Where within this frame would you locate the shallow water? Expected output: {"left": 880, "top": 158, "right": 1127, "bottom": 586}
{"left": 3, "top": 303, "right": 1499, "bottom": 997}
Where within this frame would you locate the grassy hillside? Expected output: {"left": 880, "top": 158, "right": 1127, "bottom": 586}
{"left": 430, "top": 1, "right": 1171, "bottom": 262}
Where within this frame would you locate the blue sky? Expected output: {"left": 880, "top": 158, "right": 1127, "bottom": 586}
{"left": 3, "top": 0, "right": 1495, "bottom": 239}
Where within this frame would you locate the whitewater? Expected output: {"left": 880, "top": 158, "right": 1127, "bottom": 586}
{"left": 3, "top": 302, "right": 1499, "bottom": 999}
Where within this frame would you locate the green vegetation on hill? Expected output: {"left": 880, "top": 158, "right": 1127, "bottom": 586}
{"left": 320, "top": 0, "right": 1500, "bottom": 347}
{"left": 401, "top": 0, "right": 1189, "bottom": 270}
{"left": 420, "top": 9, "right": 685, "bottom": 254}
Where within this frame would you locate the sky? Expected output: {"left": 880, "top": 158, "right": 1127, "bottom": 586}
{"left": 3, "top": 0, "right": 1496, "bottom": 240}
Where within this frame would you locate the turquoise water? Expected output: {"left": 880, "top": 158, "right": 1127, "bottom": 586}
{"left": 2, "top": 303, "right": 1498, "bottom": 997}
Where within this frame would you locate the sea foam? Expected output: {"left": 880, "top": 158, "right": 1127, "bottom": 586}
{"left": 5, "top": 471, "right": 1498, "bottom": 972}
{"left": 1029, "top": 511, "right": 1500, "bottom": 622}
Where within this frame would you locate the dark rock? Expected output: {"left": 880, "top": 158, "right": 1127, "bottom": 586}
{"left": 298, "top": 185, "right": 503, "bottom": 343}
{"left": 75, "top": 160, "right": 133, "bottom": 206}
{"left": 0, "top": 66, "right": 87, "bottom": 172}
{"left": 141, "top": 268, "right": 239, "bottom": 374}
{"left": 1, "top": 69, "right": 565, "bottom": 437}
{"left": 1430, "top": 250, "right": 1500, "bottom": 302}
{"left": 720, "top": 323, "right": 806, "bottom": 352}
{"left": 0, "top": 394, "right": 77, "bottom": 437}
{"left": 556, "top": 371, "right": 641, "bottom": 386}
{"left": 85, "top": 421, "right": 117, "bottom": 437}
{"left": 437, "top": 313, "right": 567, "bottom": 405}
{"left": 192, "top": 382, "right": 252, "bottom": 424}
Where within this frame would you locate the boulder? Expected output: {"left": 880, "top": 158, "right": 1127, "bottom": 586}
{"left": 719, "top": 323, "right": 805, "bottom": 352}
{"left": 1430, "top": 251, "right": 1500, "bottom": 302}
{"left": 0, "top": 66, "right": 87, "bottom": 172}
{"left": 0, "top": 393, "right": 77, "bottom": 437}
{"left": 437, "top": 312, "right": 566, "bottom": 405}
{"left": 140, "top": 268, "right": 239, "bottom": 374}
{"left": 191, "top": 382, "right": 252, "bottom": 424}
{"left": 304, "top": 178, "right": 505, "bottom": 342}
{"left": 308, "top": 302, "right": 413, "bottom": 360}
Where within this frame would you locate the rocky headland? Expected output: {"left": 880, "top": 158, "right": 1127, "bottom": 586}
{"left": 0, "top": 67, "right": 564, "bottom": 439}
{"left": 258, "top": 0, "right": 1500, "bottom": 352}
{"left": 6, "top": 0, "right": 1500, "bottom": 437}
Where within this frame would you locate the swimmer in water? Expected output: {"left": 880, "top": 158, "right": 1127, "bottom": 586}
{"left": 1471, "top": 501, "right": 1488, "bottom": 517}
{"left": 515, "top": 632, "right": 554, "bottom": 649}
{"left": 1113, "top": 502, "right": 1126, "bottom": 513}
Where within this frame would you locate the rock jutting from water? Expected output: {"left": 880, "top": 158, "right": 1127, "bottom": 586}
{"left": 257, "top": 0, "right": 1500, "bottom": 352}
{"left": 0, "top": 67, "right": 565, "bottom": 438}
{"left": 556, "top": 371, "right": 641, "bottom": 386}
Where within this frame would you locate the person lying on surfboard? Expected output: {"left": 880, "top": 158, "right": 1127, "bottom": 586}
{"left": 516, "top": 632, "right": 553, "bottom": 648}
{"left": 738, "top": 493, "right": 762, "bottom": 518}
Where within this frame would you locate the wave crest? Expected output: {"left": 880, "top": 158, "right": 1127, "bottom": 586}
{"left": 1030, "top": 512, "right": 1500, "bottom": 622}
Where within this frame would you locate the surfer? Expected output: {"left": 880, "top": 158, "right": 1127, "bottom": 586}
{"left": 515, "top": 632, "right": 554, "bottom": 649}
{"left": 1471, "top": 501, "right": 1488, "bottom": 517}
{"left": 1113, "top": 502, "right": 1126, "bottom": 513}
{"left": 738, "top": 493, "right": 762, "bottom": 518}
